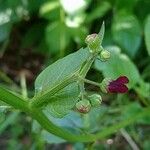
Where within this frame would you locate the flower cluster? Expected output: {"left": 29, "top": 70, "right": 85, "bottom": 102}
{"left": 76, "top": 23, "right": 129, "bottom": 114}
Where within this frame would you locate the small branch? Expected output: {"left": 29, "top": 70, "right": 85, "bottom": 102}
{"left": 0, "top": 82, "right": 150, "bottom": 143}
{"left": 79, "top": 53, "right": 97, "bottom": 77}
{"left": 20, "top": 72, "right": 28, "bottom": 99}
{"left": 0, "top": 86, "right": 29, "bottom": 111}
{"left": 80, "top": 77, "right": 100, "bottom": 87}
{"left": 77, "top": 53, "right": 99, "bottom": 99}
{"left": 120, "top": 128, "right": 140, "bottom": 150}
{"left": 78, "top": 81, "right": 86, "bottom": 99}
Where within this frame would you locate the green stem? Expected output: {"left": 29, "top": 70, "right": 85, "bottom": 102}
{"left": 0, "top": 86, "right": 29, "bottom": 112}
{"left": 20, "top": 72, "right": 28, "bottom": 98}
{"left": 78, "top": 53, "right": 98, "bottom": 100}
{"left": 120, "top": 128, "right": 139, "bottom": 150}
{"left": 0, "top": 84, "right": 150, "bottom": 143}
{"left": 80, "top": 77, "right": 100, "bottom": 87}
{"left": 78, "top": 81, "right": 85, "bottom": 99}
{"left": 31, "top": 106, "right": 150, "bottom": 142}
{"left": 30, "top": 108, "right": 88, "bottom": 142}
{"left": 79, "top": 54, "right": 97, "bottom": 77}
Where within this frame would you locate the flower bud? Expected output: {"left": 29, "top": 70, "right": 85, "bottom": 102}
{"left": 85, "top": 33, "right": 100, "bottom": 53}
{"left": 99, "top": 50, "right": 110, "bottom": 61}
{"left": 100, "top": 76, "right": 129, "bottom": 93}
{"left": 76, "top": 99, "right": 91, "bottom": 114}
{"left": 100, "top": 78, "right": 111, "bottom": 93}
{"left": 88, "top": 94, "right": 102, "bottom": 107}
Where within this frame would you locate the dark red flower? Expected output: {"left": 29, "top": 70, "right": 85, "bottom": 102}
{"left": 108, "top": 76, "right": 129, "bottom": 93}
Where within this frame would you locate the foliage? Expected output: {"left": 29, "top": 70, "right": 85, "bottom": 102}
{"left": 0, "top": 0, "right": 150, "bottom": 149}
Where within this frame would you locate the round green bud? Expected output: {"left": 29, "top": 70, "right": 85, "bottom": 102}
{"left": 76, "top": 99, "right": 91, "bottom": 114}
{"left": 85, "top": 33, "right": 100, "bottom": 53}
{"left": 99, "top": 50, "right": 110, "bottom": 61}
{"left": 88, "top": 94, "right": 102, "bottom": 107}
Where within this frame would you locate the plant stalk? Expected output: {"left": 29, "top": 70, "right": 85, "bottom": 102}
{"left": 0, "top": 86, "right": 29, "bottom": 112}
{"left": 31, "top": 106, "right": 150, "bottom": 142}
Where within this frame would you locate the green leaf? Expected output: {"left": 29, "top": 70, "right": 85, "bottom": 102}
{"left": 95, "top": 46, "right": 140, "bottom": 88}
{"left": 115, "top": 0, "right": 138, "bottom": 12}
{"left": 86, "top": 1, "right": 111, "bottom": 22}
{"left": 39, "top": 1, "right": 60, "bottom": 16}
{"left": 46, "top": 22, "right": 70, "bottom": 54}
{"left": 44, "top": 110, "right": 83, "bottom": 131}
{"left": 41, "top": 130, "right": 66, "bottom": 144}
{"left": 122, "top": 102, "right": 150, "bottom": 124}
{"left": 73, "top": 143, "right": 85, "bottom": 150}
{"left": 112, "top": 13, "right": 141, "bottom": 58}
{"left": 122, "top": 102, "right": 142, "bottom": 119}
{"left": 32, "top": 111, "right": 83, "bottom": 143}
{"left": 86, "top": 106, "right": 108, "bottom": 132}
{"left": 45, "top": 83, "right": 79, "bottom": 118}
{"left": 35, "top": 48, "right": 89, "bottom": 94}
{"left": 144, "top": 14, "right": 150, "bottom": 56}
{"left": 144, "top": 140, "right": 150, "bottom": 150}
{"left": 39, "top": 1, "right": 60, "bottom": 20}
{"left": 68, "top": 26, "right": 88, "bottom": 45}
{"left": 135, "top": 0, "right": 150, "bottom": 21}
{"left": 98, "top": 21, "right": 105, "bottom": 45}
{"left": 28, "top": 0, "right": 46, "bottom": 13}
{"left": 35, "top": 48, "right": 90, "bottom": 117}
{"left": 135, "top": 80, "right": 150, "bottom": 99}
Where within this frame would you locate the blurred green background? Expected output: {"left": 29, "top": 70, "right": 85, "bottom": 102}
{"left": 0, "top": 0, "right": 150, "bottom": 149}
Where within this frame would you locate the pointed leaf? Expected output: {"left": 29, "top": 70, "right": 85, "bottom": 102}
{"left": 98, "top": 21, "right": 105, "bottom": 45}
{"left": 46, "top": 83, "right": 79, "bottom": 118}
{"left": 46, "top": 22, "right": 69, "bottom": 54}
{"left": 35, "top": 48, "right": 89, "bottom": 95}
{"left": 35, "top": 48, "right": 90, "bottom": 117}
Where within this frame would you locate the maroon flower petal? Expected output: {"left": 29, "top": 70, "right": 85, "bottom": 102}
{"left": 108, "top": 84, "right": 128, "bottom": 93}
{"left": 108, "top": 84, "right": 119, "bottom": 93}
{"left": 107, "top": 76, "right": 129, "bottom": 93}
{"left": 116, "top": 76, "right": 129, "bottom": 84}
{"left": 116, "top": 84, "right": 128, "bottom": 93}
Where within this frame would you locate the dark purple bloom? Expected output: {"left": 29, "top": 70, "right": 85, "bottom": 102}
{"left": 108, "top": 76, "right": 129, "bottom": 93}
